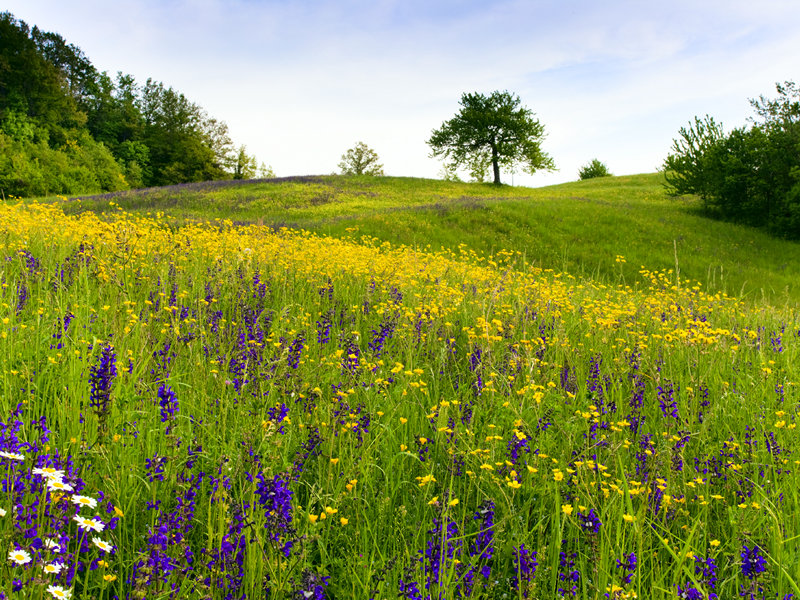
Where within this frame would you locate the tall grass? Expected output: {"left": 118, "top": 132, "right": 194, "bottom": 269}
{"left": 0, "top": 199, "right": 798, "bottom": 598}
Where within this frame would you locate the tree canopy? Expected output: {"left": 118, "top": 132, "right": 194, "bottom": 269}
{"left": 338, "top": 142, "right": 384, "bottom": 176}
{"left": 664, "top": 81, "right": 800, "bottom": 238}
{"left": 0, "top": 11, "right": 258, "bottom": 197}
{"left": 578, "top": 159, "right": 612, "bottom": 180}
{"left": 427, "top": 91, "right": 554, "bottom": 185}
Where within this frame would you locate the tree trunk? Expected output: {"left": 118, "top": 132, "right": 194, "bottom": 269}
{"left": 491, "top": 145, "right": 501, "bottom": 185}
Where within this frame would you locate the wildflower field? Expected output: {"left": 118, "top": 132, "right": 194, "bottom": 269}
{"left": 1, "top": 192, "right": 799, "bottom": 599}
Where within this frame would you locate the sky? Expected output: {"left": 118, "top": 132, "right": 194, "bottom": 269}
{"left": 5, "top": 0, "right": 800, "bottom": 187}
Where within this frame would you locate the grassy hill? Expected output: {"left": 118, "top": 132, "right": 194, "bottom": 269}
{"left": 52, "top": 172, "right": 800, "bottom": 304}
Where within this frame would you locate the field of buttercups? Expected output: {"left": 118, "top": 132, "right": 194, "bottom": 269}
{"left": 0, "top": 200, "right": 798, "bottom": 599}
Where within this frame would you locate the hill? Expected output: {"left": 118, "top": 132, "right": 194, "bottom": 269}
{"left": 54, "top": 172, "right": 800, "bottom": 305}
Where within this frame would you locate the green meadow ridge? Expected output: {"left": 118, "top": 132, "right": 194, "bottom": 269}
{"left": 55, "top": 173, "right": 800, "bottom": 305}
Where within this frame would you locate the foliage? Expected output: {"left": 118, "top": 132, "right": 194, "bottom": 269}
{"left": 664, "top": 81, "right": 800, "bottom": 237}
{"left": 338, "top": 141, "right": 384, "bottom": 176}
{"left": 438, "top": 163, "right": 463, "bottom": 182}
{"left": 258, "top": 162, "right": 277, "bottom": 178}
{"left": 0, "top": 11, "right": 256, "bottom": 196}
{"left": 578, "top": 158, "right": 612, "bottom": 180}
{"left": 232, "top": 145, "right": 258, "bottom": 180}
{"left": 0, "top": 112, "right": 127, "bottom": 197}
{"left": 427, "top": 90, "right": 555, "bottom": 185}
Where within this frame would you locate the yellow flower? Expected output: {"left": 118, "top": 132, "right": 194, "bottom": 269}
{"left": 553, "top": 470, "right": 564, "bottom": 482}
{"left": 561, "top": 504, "right": 573, "bottom": 516}
{"left": 710, "top": 539, "right": 720, "bottom": 547}
{"left": 309, "top": 514, "right": 318, "bottom": 523}
{"left": 340, "top": 517, "right": 349, "bottom": 526}
{"left": 448, "top": 498, "right": 459, "bottom": 507}
{"left": 330, "top": 458, "right": 339, "bottom": 465}
{"left": 508, "top": 480, "right": 521, "bottom": 489}
{"left": 623, "top": 514, "right": 636, "bottom": 523}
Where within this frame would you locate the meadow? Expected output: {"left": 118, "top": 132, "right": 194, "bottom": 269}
{"left": 1, "top": 175, "right": 799, "bottom": 599}
{"left": 61, "top": 173, "right": 800, "bottom": 305}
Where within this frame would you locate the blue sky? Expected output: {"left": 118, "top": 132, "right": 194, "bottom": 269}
{"left": 5, "top": 0, "right": 800, "bottom": 186}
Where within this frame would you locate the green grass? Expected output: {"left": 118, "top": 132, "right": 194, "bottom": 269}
{"left": 3, "top": 190, "right": 799, "bottom": 599}
{"left": 48, "top": 173, "right": 800, "bottom": 305}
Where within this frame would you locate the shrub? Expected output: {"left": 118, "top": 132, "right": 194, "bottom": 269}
{"left": 664, "top": 81, "right": 800, "bottom": 237}
{"left": 578, "top": 159, "right": 611, "bottom": 180}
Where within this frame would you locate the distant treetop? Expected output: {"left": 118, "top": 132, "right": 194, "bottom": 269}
{"left": 578, "top": 159, "right": 612, "bottom": 180}
{"left": 338, "top": 142, "right": 384, "bottom": 176}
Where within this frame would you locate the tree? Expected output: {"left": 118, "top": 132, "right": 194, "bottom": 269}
{"left": 232, "top": 145, "right": 258, "bottom": 179}
{"left": 578, "top": 159, "right": 612, "bottom": 180}
{"left": 663, "top": 115, "right": 726, "bottom": 200}
{"left": 257, "top": 162, "right": 276, "bottom": 178}
{"left": 338, "top": 142, "right": 384, "bottom": 176}
{"left": 427, "top": 90, "right": 554, "bottom": 185}
{"left": 663, "top": 81, "right": 800, "bottom": 237}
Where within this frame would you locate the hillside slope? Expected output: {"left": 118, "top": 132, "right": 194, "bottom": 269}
{"left": 53, "top": 173, "right": 800, "bottom": 304}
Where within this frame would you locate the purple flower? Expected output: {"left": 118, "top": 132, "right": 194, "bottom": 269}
{"left": 471, "top": 501, "right": 495, "bottom": 561}
{"left": 287, "top": 332, "right": 305, "bottom": 369}
{"left": 740, "top": 544, "right": 767, "bottom": 580}
{"left": 677, "top": 583, "right": 703, "bottom": 599}
{"left": 576, "top": 508, "right": 602, "bottom": 534}
{"left": 293, "top": 569, "right": 329, "bottom": 600}
{"left": 617, "top": 552, "right": 637, "bottom": 585}
{"left": 398, "top": 578, "right": 422, "bottom": 600}
{"left": 254, "top": 472, "right": 294, "bottom": 555}
{"left": 89, "top": 344, "right": 117, "bottom": 434}
{"left": 15, "top": 283, "right": 28, "bottom": 314}
{"left": 157, "top": 384, "right": 179, "bottom": 425}
{"left": 657, "top": 380, "right": 679, "bottom": 420}
{"left": 512, "top": 543, "right": 538, "bottom": 593}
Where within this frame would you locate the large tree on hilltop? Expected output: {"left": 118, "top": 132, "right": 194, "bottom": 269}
{"left": 427, "top": 90, "right": 555, "bottom": 185}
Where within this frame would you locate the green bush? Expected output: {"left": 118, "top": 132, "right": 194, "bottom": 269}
{"left": 578, "top": 158, "right": 611, "bottom": 180}
{"left": 664, "top": 81, "right": 800, "bottom": 237}
{"left": 0, "top": 114, "right": 129, "bottom": 196}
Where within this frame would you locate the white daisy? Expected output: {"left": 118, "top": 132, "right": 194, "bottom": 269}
{"left": 73, "top": 515, "right": 104, "bottom": 532}
{"left": 8, "top": 548, "right": 32, "bottom": 564}
{"left": 46, "top": 585, "right": 72, "bottom": 599}
{"left": 33, "top": 467, "right": 66, "bottom": 480}
{"left": 0, "top": 451, "right": 25, "bottom": 461}
{"left": 0, "top": 507, "right": 6, "bottom": 517}
{"left": 43, "top": 538, "right": 61, "bottom": 552}
{"left": 47, "top": 479, "right": 74, "bottom": 493}
{"left": 43, "top": 562, "right": 63, "bottom": 574}
{"left": 92, "top": 537, "right": 114, "bottom": 553}
{"left": 70, "top": 495, "right": 97, "bottom": 509}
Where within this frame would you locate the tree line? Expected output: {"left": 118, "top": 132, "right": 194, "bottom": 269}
{"left": 0, "top": 11, "right": 267, "bottom": 197}
{"left": 664, "top": 81, "right": 800, "bottom": 238}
